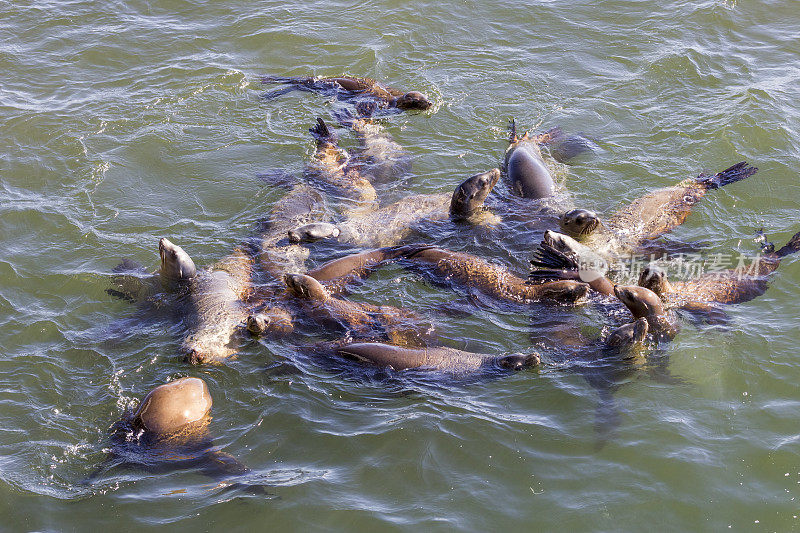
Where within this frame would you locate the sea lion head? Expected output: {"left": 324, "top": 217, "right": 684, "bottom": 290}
{"left": 638, "top": 264, "right": 669, "bottom": 296}
{"left": 606, "top": 317, "right": 649, "bottom": 347}
{"left": 158, "top": 237, "right": 196, "bottom": 283}
{"left": 613, "top": 284, "right": 665, "bottom": 318}
{"left": 132, "top": 377, "right": 212, "bottom": 435}
{"left": 284, "top": 273, "right": 329, "bottom": 300}
{"left": 393, "top": 91, "right": 432, "bottom": 110}
{"left": 288, "top": 222, "right": 340, "bottom": 244}
{"left": 450, "top": 168, "right": 501, "bottom": 219}
{"left": 496, "top": 352, "right": 541, "bottom": 371}
{"left": 560, "top": 209, "right": 601, "bottom": 239}
{"left": 246, "top": 307, "right": 294, "bottom": 336}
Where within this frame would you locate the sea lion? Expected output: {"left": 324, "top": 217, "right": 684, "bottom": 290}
{"left": 106, "top": 237, "right": 198, "bottom": 303}
{"left": 287, "top": 168, "right": 501, "bottom": 247}
{"left": 613, "top": 285, "right": 679, "bottom": 342}
{"left": 504, "top": 119, "right": 559, "bottom": 199}
{"left": 559, "top": 162, "right": 758, "bottom": 259}
{"left": 305, "top": 118, "right": 378, "bottom": 216}
{"left": 605, "top": 316, "right": 649, "bottom": 349}
{"left": 257, "top": 182, "right": 327, "bottom": 280}
{"left": 401, "top": 245, "right": 589, "bottom": 304}
{"left": 283, "top": 273, "right": 433, "bottom": 346}
{"left": 331, "top": 342, "right": 540, "bottom": 373}
{"left": 174, "top": 242, "right": 255, "bottom": 365}
{"left": 88, "top": 377, "right": 257, "bottom": 490}
{"left": 305, "top": 244, "right": 423, "bottom": 295}
{"left": 261, "top": 75, "right": 433, "bottom": 111}
{"left": 333, "top": 101, "right": 412, "bottom": 182}
{"left": 638, "top": 228, "right": 800, "bottom": 306}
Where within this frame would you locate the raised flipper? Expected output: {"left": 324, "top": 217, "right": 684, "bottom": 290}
{"left": 696, "top": 161, "right": 758, "bottom": 190}
{"left": 309, "top": 117, "right": 336, "bottom": 142}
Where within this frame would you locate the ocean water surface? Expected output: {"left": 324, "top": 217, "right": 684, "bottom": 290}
{"left": 1, "top": 0, "right": 800, "bottom": 530}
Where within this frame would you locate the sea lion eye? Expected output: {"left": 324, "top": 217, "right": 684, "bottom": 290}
{"left": 683, "top": 195, "right": 695, "bottom": 204}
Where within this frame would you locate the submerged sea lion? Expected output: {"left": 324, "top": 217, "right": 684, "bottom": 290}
{"left": 638, "top": 229, "right": 800, "bottom": 306}
{"left": 333, "top": 102, "right": 412, "bottom": 182}
{"left": 331, "top": 342, "right": 540, "bottom": 373}
{"left": 401, "top": 246, "right": 589, "bottom": 304}
{"left": 261, "top": 75, "right": 432, "bottom": 111}
{"left": 89, "top": 378, "right": 256, "bottom": 489}
{"left": 559, "top": 162, "right": 758, "bottom": 259}
{"left": 257, "top": 182, "right": 328, "bottom": 280}
{"left": 288, "top": 168, "right": 501, "bottom": 247}
{"left": 283, "top": 273, "right": 433, "bottom": 346}
{"left": 305, "top": 244, "right": 422, "bottom": 294}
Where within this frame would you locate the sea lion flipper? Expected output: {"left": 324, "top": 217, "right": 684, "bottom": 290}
{"left": 696, "top": 161, "right": 757, "bottom": 190}
{"left": 507, "top": 118, "right": 518, "bottom": 143}
{"left": 309, "top": 117, "right": 334, "bottom": 141}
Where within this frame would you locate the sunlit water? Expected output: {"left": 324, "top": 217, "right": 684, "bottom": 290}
{"left": 1, "top": 0, "right": 800, "bottom": 530}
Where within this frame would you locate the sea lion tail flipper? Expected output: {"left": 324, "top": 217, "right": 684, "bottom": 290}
{"left": 256, "top": 168, "right": 297, "bottom": 189}
{"left": 697, "top": 161, "right": 758, "bottom": 190}
{"left": 507, "top": 118, "right": 518, "bottom": 143}
{"left": 309, "top": 117, "right": 334, "bottom": 141}
{"left": 775, "top": 229, "right": 800, "bottom": 258}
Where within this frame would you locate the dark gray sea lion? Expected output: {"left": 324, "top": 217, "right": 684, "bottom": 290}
{"left": 559, "top": 162, "right": 758, "bottom": 258}
{"left": 401, "top": 246, "right": 589, "bottom": 304}
{"left": 284, "top": 273, "right": 433, "bottom": 346}
{"left": 261, "top": 75, "right": 433, "bottom": 111}
{"left": 333, "top": 342, "right": 540, "bottom": 373}
{"left": 88, "top": 377, "right": 258, "bottom": 491}
{"left": 638, "top": 228, "right": 800, "bottom": 306}
{"left": 288, "top": 168, "right": 501, "bottom": 247}
{"left": 504, "top": 119, "right": 558, "bottom": 199}
{"left": 613, "top": 285, "right": 679, "bottom": 343}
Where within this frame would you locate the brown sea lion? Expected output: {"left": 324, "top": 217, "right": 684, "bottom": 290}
{"left": 287, "top": 168, "right": 501, "bottom": 247}
{"left": 333, "top": 102, "right": 412, "bottom": 182}
{"left": 332, "top": 342, "right": 540, "bottom": 373}
{"left": 305, "top": 118, "right": 378, "bottom": 216}
{"left": 305, "top": 244, "right": 422, "bottom": 295}
{"left": 402, "top": 246, "right": 589, "bottom": 304}
{"left": 559, "top": 162, "right": 758, "bottom": 258}
{"left": 88, "top": 378, "right": 256, "bottom": 489}
{"left": 638, "top": 229, "right": 800, "bottom": 306}
{"left": 261, "top": 75, "right": 432, "bottom": 111}
{"left": 283, "top": 273, "right": 433, "bottom": 346}
{"left": 613, "top": 285, "right": 679, "bottom": 342}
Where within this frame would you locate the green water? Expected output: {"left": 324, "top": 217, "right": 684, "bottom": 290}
{"left": 2, "top": 0, "right": 800, "bottom": 530}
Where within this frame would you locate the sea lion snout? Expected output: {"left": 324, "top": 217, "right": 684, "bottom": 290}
{"left": 497, "top": 352, "right": 540, "bottom": 370}
{"left": 395, "top": 91, "right": 432, "bottom": 110}
{"left": 638, "top": 264, "right": 667, "bottom": 294}
{"left": 560, "top": 209, "right": 600, "bottom": 238}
